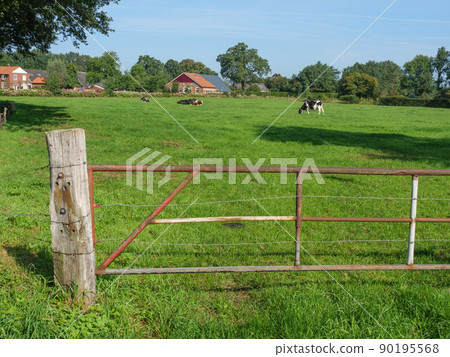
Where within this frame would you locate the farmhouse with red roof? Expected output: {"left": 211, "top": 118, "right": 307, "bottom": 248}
{"left": 166, "top": 72, "right": 231, "bottom": 94}
{"left": 0, "top": 65, "right": 31, "bottom": 89}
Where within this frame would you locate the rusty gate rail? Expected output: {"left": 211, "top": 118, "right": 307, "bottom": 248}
{"left": 87, "top": 165, "right": 450, "bottom": 275}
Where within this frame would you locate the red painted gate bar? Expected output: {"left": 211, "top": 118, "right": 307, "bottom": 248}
{"left": 87, "top": 165, "right": 450, "bottom": 275}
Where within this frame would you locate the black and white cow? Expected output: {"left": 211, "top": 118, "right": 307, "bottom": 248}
{"left": 299, "top": 100, "right": 324, "bottom": 115}
{"left": 140, "top": 96, "right": 149, "bottom": 102}
{"left": 177, "top": 98, "right": 203, "bottom": 105}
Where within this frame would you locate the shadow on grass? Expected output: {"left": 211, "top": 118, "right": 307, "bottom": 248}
{"left": 5, "top": 102, "right": 72, "bottom": 132}
{"left": 256, "top": 125, "right": 450, "bottom": 165}
{"left": 4, "top": 244, "right": 54, "bottom": 283}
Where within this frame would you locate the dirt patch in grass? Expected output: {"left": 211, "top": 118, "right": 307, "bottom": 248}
{"left": 160, "top": 140, "right": 183, "bottom": 148}
{"left": 20, "top": 136, "right": 40, "bottom": 144}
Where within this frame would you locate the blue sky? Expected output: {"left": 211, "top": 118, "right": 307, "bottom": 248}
{"left": 50, "top": 0, "right": 450, "bottom": 77}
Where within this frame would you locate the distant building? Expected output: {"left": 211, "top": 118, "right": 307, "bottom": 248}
{"left": 0, "top": 65, "right": 31, "bottom": 89}
{"left": 5, "top": 67, "right": 100, "bottom": 91}
{"left": 76, "top": 72, "right": 90, "bottom": 89}
{"left": 24, "top": 69, "right": 48, "bottom": 88}
{"left": 92, "top": 83, "right": 104, "bottom": 93}
{"left": 200, "top": 74, "right": 232, "bottom": 93}
{"left": 234, "top": 83, "right": 269, "bottom": 92}
{"left": 166, "top": 73, "right": 231, "bottom": 94}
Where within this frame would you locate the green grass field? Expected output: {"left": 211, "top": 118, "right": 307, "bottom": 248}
{"left": 0, "top": 96, "right": 449, "bottom": 338}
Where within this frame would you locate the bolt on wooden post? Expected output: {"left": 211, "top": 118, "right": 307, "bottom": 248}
{"left": 46, "top": 128, "right": 96, "bottom": 304}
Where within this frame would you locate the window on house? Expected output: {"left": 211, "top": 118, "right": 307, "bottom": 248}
{"left": 23, "top": 75, "right": 27, "bottom": 81}
{"left": 195, "top": 87, "right": 199, "bottom": 94}
{"left": 13, "top": 74, "right": 17, "bottom": 80}
{"left": 1, "top": 74, "right": 4, "bottom": 80}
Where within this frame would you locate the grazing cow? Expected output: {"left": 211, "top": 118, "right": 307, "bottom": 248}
{"left": 177, "top": 98, "right": 203, "bottom": 105}
{"left": 299, "top": 100, "right": 324, "bottom": 115}
{"left": 140, "top": 96, "right": 149, "bottom": 102}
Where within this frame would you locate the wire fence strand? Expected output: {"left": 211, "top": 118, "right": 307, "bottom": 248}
{"left": 93, "top": 193, "right": 450, "bottom": 209}
{"left": 0, "top": 212, "right": 50, "bottom": 217}
{"left": 0, "top": 165, "right": 49, "bottom": 179}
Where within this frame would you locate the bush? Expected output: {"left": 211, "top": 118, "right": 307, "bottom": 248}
{"left": 377, "top": 96, "right": 450, "bottom": 108}
{"left": 0, "top": 100, "right": 16, "bottom": 115}
{"left": 311, "top": 92, "right": 338, "bottom": 100}
{"left": 339, "top": 72, "right": 379, "bottom": 99}
{"left": 339, "top": 95, "right": 359, "bottom": 104}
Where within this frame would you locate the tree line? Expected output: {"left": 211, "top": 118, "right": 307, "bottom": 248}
{"left": 263, "top": 47, "right": 449, "bottom": 99}
{"left": 0, "top": 50, "right": 218, "bottom": 94}
{"left": 1, "top": 43, "right": 449, "bottom": 99}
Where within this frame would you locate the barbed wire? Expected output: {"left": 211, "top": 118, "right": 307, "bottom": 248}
{"left": 94, "top": 193, "right": 450, "bottom": 209}
{"left": 0, "top": 164, "right": 49, "bottom": 179}
{"left": 23, "top": 235, "right": 52, "bottom": 244}
{"left": 0, "top": 212, "right": 50, "bottom": 217}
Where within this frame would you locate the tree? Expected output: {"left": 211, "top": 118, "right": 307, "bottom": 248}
{"left": 199, "top": 66, "right": 218, "bottom": 75}
{"left": 216, "top": 42, "right": 270, "bottom": 94}
{"left": 296, "top": 61, "right": 339, "bottom": 92}
{"left": 402, "top": 55, "right": 435, "bottom": 97}
{"left": 0, "top": 49, "right": 53, "bottom": 69}
{"left": 103, "top": 76, "right": 117, "bottom": 96}
{"left": 86, "top": 52, "right": 122, "bottom": 85}
{"left": 129, "top": 63, "right": 147, "bottom": 84}
{"left": 338, "top": 72, "right": 379, "bottom": 98}
{"left": 433, "top": 47, "right": 449, "bottom": 91}
{"left": 179, "top": 59, "right": 217, "bottom": 75}
{"left": 136, "top": 55, "right": 165, "bottom": 76}
{"left": 47, "top": 58, "right": 67, "bottom": 88}
{"left": 179, "top": 59, "right": 196, "bottom": 73}
{"left": 265, "top": 73, "right": 290, "bottom": 92}
{"left": 65, "top": 63, "right": 80, "bottom": 88}
{"left": 64, "top": 52, "right": 91, "bottom": 72}
{"left": 0, "top": 1, "right": 119, "bottom": 53}
{"left": 165, "top": 59, "right": 182, "bottom": 78}
{"left": 288, "top": 75, "right": 304, "bottom": 95}
{"left": 342, "top": 60, "right": 403, "bottom": 95}
{"left": 171, "top": 81, "right": 180, "bottom": 93}
{"left": 46, "top": 73, "right": 63, "bottom": 95}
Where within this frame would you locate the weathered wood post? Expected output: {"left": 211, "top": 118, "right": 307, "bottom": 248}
{"left": 0, "top": 107, "right": 6, "bottom": 129}
{"left": 46, "top": 128, "right": 96, "bottom": 304}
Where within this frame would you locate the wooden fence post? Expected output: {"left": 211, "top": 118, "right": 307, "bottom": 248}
{"left": 0, "top": 107, "right": 6, "bottom": 130}
{"left": 45, "top": 128, "right": 96, "bottom": 304}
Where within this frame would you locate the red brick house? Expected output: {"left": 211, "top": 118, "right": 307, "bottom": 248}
{"left": 166, "top": 73, "right": 217, "bottom": 94}
{"left": 0, "top": 66, "right": 31, "bottom": 89}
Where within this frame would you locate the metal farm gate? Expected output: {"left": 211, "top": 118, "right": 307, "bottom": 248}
{"left": 87, "top": 164, "right": 450, "bottom": 276}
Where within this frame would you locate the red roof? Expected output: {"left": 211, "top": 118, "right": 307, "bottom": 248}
{"left": 32, "top": 76, "right": 46, "bottom": 84}
{"left": 0, "top": 66, "right": 21, "bottom": 74}
{"left": 170, "top": 72, "right": 216, "bottom": 89}
{"left": 184, "top": 73, "right": 215, "bottom": 88}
